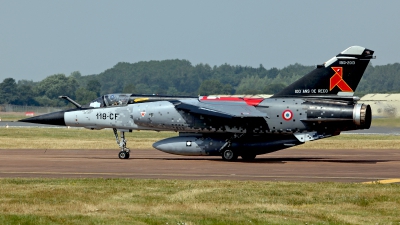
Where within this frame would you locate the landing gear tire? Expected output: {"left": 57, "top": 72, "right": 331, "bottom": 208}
{"left": 222, "top": 149, "right": 238, "bottom": 161}
{"left": 241, "top": 154, "right": 256, "bottom": 160}
{"left": 118, "top": 151, "right": 130, "bottom": 159}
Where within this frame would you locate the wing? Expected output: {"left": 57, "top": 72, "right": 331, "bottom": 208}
{"left": 171, "top": 99, "right": 267, "bottom": 119}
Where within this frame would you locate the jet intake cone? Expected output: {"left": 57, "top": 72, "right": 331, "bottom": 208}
{"left": 19, "top": 111, "right": 66, "bottom": 126}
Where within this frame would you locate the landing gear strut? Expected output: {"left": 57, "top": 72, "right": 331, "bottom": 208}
{"left": 113, "top": 128, "right": 130, "bottom": 159}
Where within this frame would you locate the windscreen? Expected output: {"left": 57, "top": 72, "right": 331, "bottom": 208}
{"left": 103, "top": 94, "right": 130, "bottom": 106}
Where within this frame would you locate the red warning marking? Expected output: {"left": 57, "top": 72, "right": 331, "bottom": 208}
{"left": 282, "top": 109, "right": 293, "bottom": 121}
{"left": 200, "top": 96, "right": 264, "bottom": 106}
{"left": 140, "top": 111, "right": 146, "bottom": 117}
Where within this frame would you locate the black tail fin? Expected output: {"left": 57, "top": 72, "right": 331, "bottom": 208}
{"left": 273, "top": 46, "right": 374, "bottom": 97}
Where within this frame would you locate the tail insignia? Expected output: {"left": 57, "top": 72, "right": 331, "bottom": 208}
{"left": 329, "top": 67, "right": 353, "bottom": 92}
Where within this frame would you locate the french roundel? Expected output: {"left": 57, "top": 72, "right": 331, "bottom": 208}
{"left": 282, "top": 110, "right": 293, "bottom": 121}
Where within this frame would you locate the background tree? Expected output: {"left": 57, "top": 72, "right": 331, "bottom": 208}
{"left": 15, "top": 84, "right": 38, "bottom": 105}
{"left": 70, "top": 71, "right": 82, "bottom": 80}
{"left": 86, "top": 79, "right": 101, "bottom": 96}
{"left": 0, "top": 78, "right": 18, "bottom": 104}
{"left": 198, "top": 79, "right": 232, "bottom": 95}
{"left": 75, "top": 88, "right": 97, "bottom": 105}
{"left": 33, "top": 74, "right": 78, "bottom": 106}
{"left": 264, "top": 83, "right": 287, "bottom": 94}
{"left": 123, "top": 83, "right": 135, "bottom": 93}
{"left": 235, "top": 75, "right": 270, "bottom": 95}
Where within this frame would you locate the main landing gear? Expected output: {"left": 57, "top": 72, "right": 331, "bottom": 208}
{"left": 113, "top": 128, "right": 130, "bottom": 159}
{"left": 219, "top": 135, "right": 239, "bottom": 161}
{"left": 219, "top": 134, "right": 257, "bottom": 161}
{"left": 221, "top": 149, "right": 257, "bottom": 161}
{"left": 219, "top": 135, "right": 240, "bottom": 162}
{"left": 221, "top": 149, "right": 238, "bottom": 161}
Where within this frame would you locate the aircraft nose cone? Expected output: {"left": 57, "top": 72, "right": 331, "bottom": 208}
{"left": 19, "top": 111, "right": 66, "bottom": 126}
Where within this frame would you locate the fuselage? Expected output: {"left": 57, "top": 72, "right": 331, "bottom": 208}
{"left": 59, "top": 95, "right": 370, "bottom": 157}
{"left": 66, "top": 96, "right": 370, "bottom": 134}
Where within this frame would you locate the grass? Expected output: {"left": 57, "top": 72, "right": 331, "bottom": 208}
{"left": 0, "top": 127, "right": 400, "bottom": 149}
{"left": 372, "top": 117, "right": 400, "bottom": 127}
{"left": 0, "top": 178, "right": 399, "bottom": 224}
{"left": 0, "top": 128, "right": 176, "bottom": 149}
{"left": 297, "top": 133, "right": 400, "bottom": 149}
{"left": 0, "top": 112, "right": 27, "bottom": 122}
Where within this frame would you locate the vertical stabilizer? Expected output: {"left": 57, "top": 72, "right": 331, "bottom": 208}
{"left": 273, "top": 46, "right": 374, "bottom": 97}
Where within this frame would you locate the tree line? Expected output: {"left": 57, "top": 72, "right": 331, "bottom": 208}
{"left": 1, "top": 60, "right": 399, "bottom": 107}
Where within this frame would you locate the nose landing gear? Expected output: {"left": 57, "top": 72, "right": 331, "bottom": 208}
{"left": 113, "top": 128, "right": 130, "bottom": 159}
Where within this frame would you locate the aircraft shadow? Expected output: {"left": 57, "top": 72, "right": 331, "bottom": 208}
{"left": 242, "top": 158, "right": 391, "bottom": 164}
{"left": 135, "top": 157, "right": 393, "bottom": 164}
{"left": 65, "top": 156, "right": 394, "bottom": 165}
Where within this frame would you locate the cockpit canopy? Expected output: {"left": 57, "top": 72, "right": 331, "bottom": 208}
{"left": 89, "top": 94, "right": 131, "bottom": 108}
{"left": 87, "top": 93, "right": 197, "bottom": 108}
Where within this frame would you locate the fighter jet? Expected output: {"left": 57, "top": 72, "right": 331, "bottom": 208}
{"left": 21, "top": 46, "right": 374, "bottom": 161}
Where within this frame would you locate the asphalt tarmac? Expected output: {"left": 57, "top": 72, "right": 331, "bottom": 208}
{"left": 0, "top": 148, "right": 399, "bottom": 183}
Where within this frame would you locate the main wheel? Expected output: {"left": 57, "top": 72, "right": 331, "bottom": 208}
{"left": 118, "top": 151, "right": 130, "bottom": 159}
{"left": 221, "top": 149, "right": 238, "bottom": 161}
{"left": 241, "top": 154, "right": 256, "bottom": 160}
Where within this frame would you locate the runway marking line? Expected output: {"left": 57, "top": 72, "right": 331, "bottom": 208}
{"left": 362, "top": 179, "right": 400, "bottom": 184}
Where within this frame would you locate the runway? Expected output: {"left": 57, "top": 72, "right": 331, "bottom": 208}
{"left": 0, "top": 149, "right": 399, "bottom": 183}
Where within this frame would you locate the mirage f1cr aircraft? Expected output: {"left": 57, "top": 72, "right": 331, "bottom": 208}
{"left": 21, "top": 46, "right": 375, "bottom": 161}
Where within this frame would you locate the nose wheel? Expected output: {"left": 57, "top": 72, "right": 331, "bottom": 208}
{"left": 118, "top": 151, "right": 130, "bottom": 159}
{"left": 113, "top": 128, "right": 131, "bottom": 159}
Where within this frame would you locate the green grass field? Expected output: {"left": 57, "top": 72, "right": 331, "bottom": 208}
{"left": 0, "top": 112, "right": 27, "bottom": 121}
{"left": 371, "top": 117, "right": 400, "bottom": 127}
{"left": 0, "top": 127, "right": 400, "bottom": 224}
{"left": 0, "top": 179, "right": 399, "bottom": 225}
